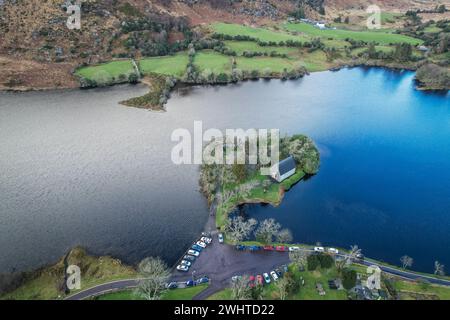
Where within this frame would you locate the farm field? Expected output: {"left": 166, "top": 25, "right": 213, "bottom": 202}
{"left": 139, "top": 53, "right": 189, "bottom": 77}
{"left": 211, "top": 22, "right": 309, "bottom": 43}
{"left": 224, "top": 41, "right": 299, "bottom": 56}
{"left": 75, "top": 60, "right": 135, "bottom": 84}
{"left": 194, "top": 51, "right": 233, "bottom": 74}
{"left": 283, "top": 22, "right": 423, "bottom": 45}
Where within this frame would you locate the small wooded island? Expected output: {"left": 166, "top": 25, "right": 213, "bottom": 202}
{"left": 199, "top": 134, "right": 320, "bottom": 229}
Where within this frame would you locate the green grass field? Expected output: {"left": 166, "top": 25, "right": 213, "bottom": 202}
{"left": 194, "top": 50, "right": 232, "bottom": 74}
{"left": 212, "top": 22, "right": 309, "bottom": 43}
{"left": 75, "top": 60, "right": 136, "bottom": 84}
{"left": 96, "top": 285, "right": 208, "bottom": 300}
{"left": 236, "top": 56, "right": 296, "bottom": 73}
{"left": 139, "top": 53, "right": 189, "bottom": 77}
{"left": 224, "top": 41, "right": 299, "bottom": 56}
{"left": 283, "top": 22, "right": 423, "bottom": 45}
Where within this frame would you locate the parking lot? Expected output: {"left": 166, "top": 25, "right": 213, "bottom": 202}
{"left": 170, "top": 233, "right": 291, "bottom": 299}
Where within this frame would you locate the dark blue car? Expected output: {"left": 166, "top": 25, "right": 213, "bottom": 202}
{"left": 186, "top": 280, "right": 195, "bottom": 287}
{"left": 235, "top": 245, "right": 246, "bottom": 251}
{"left": 248, "top": 245, "right": 262, "bottom": 251}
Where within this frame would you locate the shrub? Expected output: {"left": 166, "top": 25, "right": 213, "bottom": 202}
{"left": 318, "top": 254, "right": 334, "bottom": 269}
{"left": 307, "top": 255, "right": 320, "bottom": 271}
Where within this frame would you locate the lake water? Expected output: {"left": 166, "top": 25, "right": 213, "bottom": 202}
{"left": 0, "top": 67, "right": 448, "bottom": 275}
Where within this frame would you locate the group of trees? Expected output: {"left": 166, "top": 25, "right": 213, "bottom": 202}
{"left": 416, "top": 63, "right": 450, "bottom": 90}
{"left": 224, "top": 217, "right": 293, "bottom": 245}
{"left": 121, "top": 13, "right": 194, "bottom": 57}
{"left": 280, "top": 135, "right": 320, "bottom": 175}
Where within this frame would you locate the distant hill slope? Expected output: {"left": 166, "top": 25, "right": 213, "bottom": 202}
{"left": 0, "top": 0, "right": 447, "bottom": 89}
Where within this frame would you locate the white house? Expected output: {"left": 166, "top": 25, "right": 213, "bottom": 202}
{"left": 270, "top": 156, "right": 297, "bottom": 183}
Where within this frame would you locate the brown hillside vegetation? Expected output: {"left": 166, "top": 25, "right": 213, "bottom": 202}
{"left": 0, "top": 0, "right": 448, "bottom": 89}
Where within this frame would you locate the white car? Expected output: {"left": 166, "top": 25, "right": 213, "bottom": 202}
{"left": 196, "top": 241, "right": 207, "bottom": 248}
{"left": 177, "top": 264, "right": 189, "bottom": 272}
{"left": 181, "top": 260, "right": 192, "bottom": 267}
{"left": 218, "top": 233, "right": 224, "bottom": 244}
{"left": 289, "top": 246, "right": 300, "bottom": 252}
{"left": 314, "top": 246, "right": 325, "bottom": 253}
{"left": 263, "top": 273, "right": 271, "bottom": 284}
{"left": 270, "top": 271, "right": 279, "bottom": 282}
{"left": 231, "top": 275, "right": 242, "bottom": 282}
{"left": 201, "top": 237, "right": 212, "bottom": 244}
{"left": 327, "top": 248, "right": 339, "bottom": 254}
{"left": 188, "top": 250, "right": 200, "bottom": 257}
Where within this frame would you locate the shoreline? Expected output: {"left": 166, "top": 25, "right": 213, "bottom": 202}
{"left": 1, "top": 61, "right": 443, "bottom": 95}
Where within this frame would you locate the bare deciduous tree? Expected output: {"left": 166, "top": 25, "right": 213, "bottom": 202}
{"left": 224, "top": 216, "right": 257, "bottom": 244}
{"left": 275, "top": 277, "right": 289, "bottom": 300}
{"left": 135, "top": 257, "right": 170, "bottom": 300}
{"left": 434, "top": 261, "right": 445, "bottom": 276}
{"left": 400, "top": 255, "right": 414, "bottom": 270}
{"left": 336, "top": 245, "right": 362, "bottom": 272}
{"left": 231, "top": 275, "right": 252, "bottom": 300}
{"left": 276, "top": 229, "right": 293, "bottom": 244}
{"left": 255, "top": 218, "right": 281, "bottom": 244}
{"left": 289, "top": 250, "right": 309, "bottom": 270}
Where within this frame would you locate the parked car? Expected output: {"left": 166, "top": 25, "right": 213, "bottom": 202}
{"left": 248, "top": 245, "right": 262, "bottom": 251}
{"left": 186, "top": 280, "right": 195, "bottom": 287}
{"left": 275, "top": 246, "right": 288, "bottom": 252}
{"left": 275, "top": 268, "right": 283, "bottom": 277}
{"left": 328, "top": 248, "right": 339, "bottom": 254}
{"left": 166, "top": 282, "right": 178, "bottom": 289}
{"left": 314, "top": 246, "right": 325, "bottom": 253}
{"left": 197, "top": 277, "right": 210, "bottom": 284}
{"left": 270, "top": 271, "right": 279, "bottom": 281}
{"left": 183, "top": 255, "right": 196, "bottom": 262}
{"left": 181, "top": 260, "right": 192, "bottom": 267}
{"left": 192, "top": 244, "right": 203, "bottom": 252}
{"left": 177, "top": 265, "right": 189, "bottom": 272}
{"left": 263, "top": 246, "right": 274, "bottom": 251}
{"left": 218, "top": 233, "right": 224, "bottom": 244}
{"left": 231, "top": 275, "right": 242, "bottom": 282}
{"left": 187, "top": 250, "right": 200, "bottom": 257}
{"left": 289, "top": 246, "right": 300, "bottom": 252}
{"left": 201, "top": 237, "right": 212, "bottom": 244}
{"left": 263, "top": 273, "right": 271, "bottom": 284}
{"left": 196, "top": 241, "right": 207, "bottom": 248}
{"left": 248, "top": 276, "right": 256, "bottom": 288}
{"left": 256, "top": 275, "right": 264, "bottom": 286}
{"left": 282, "top": 265, "right": 289, "bottom": 273}
{"left": 235, "top": 245, "right": 246, "bottom": 251}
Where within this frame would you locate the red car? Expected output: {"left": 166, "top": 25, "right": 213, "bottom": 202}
{"left": 263, "top": 246, "right": 274, "bottom": 251}
{"left": 248, "top": 275, "right": 256, "bottom": 288}
{"left": 256, "top": 275, "right": 264, "bottom": 286}
{"left": 275, "top": 246, "right": 288, "bottom": 252}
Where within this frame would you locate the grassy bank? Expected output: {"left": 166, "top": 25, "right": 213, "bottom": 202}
{"left": 1, "top": 247, "right": 137, "bottom": 300}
